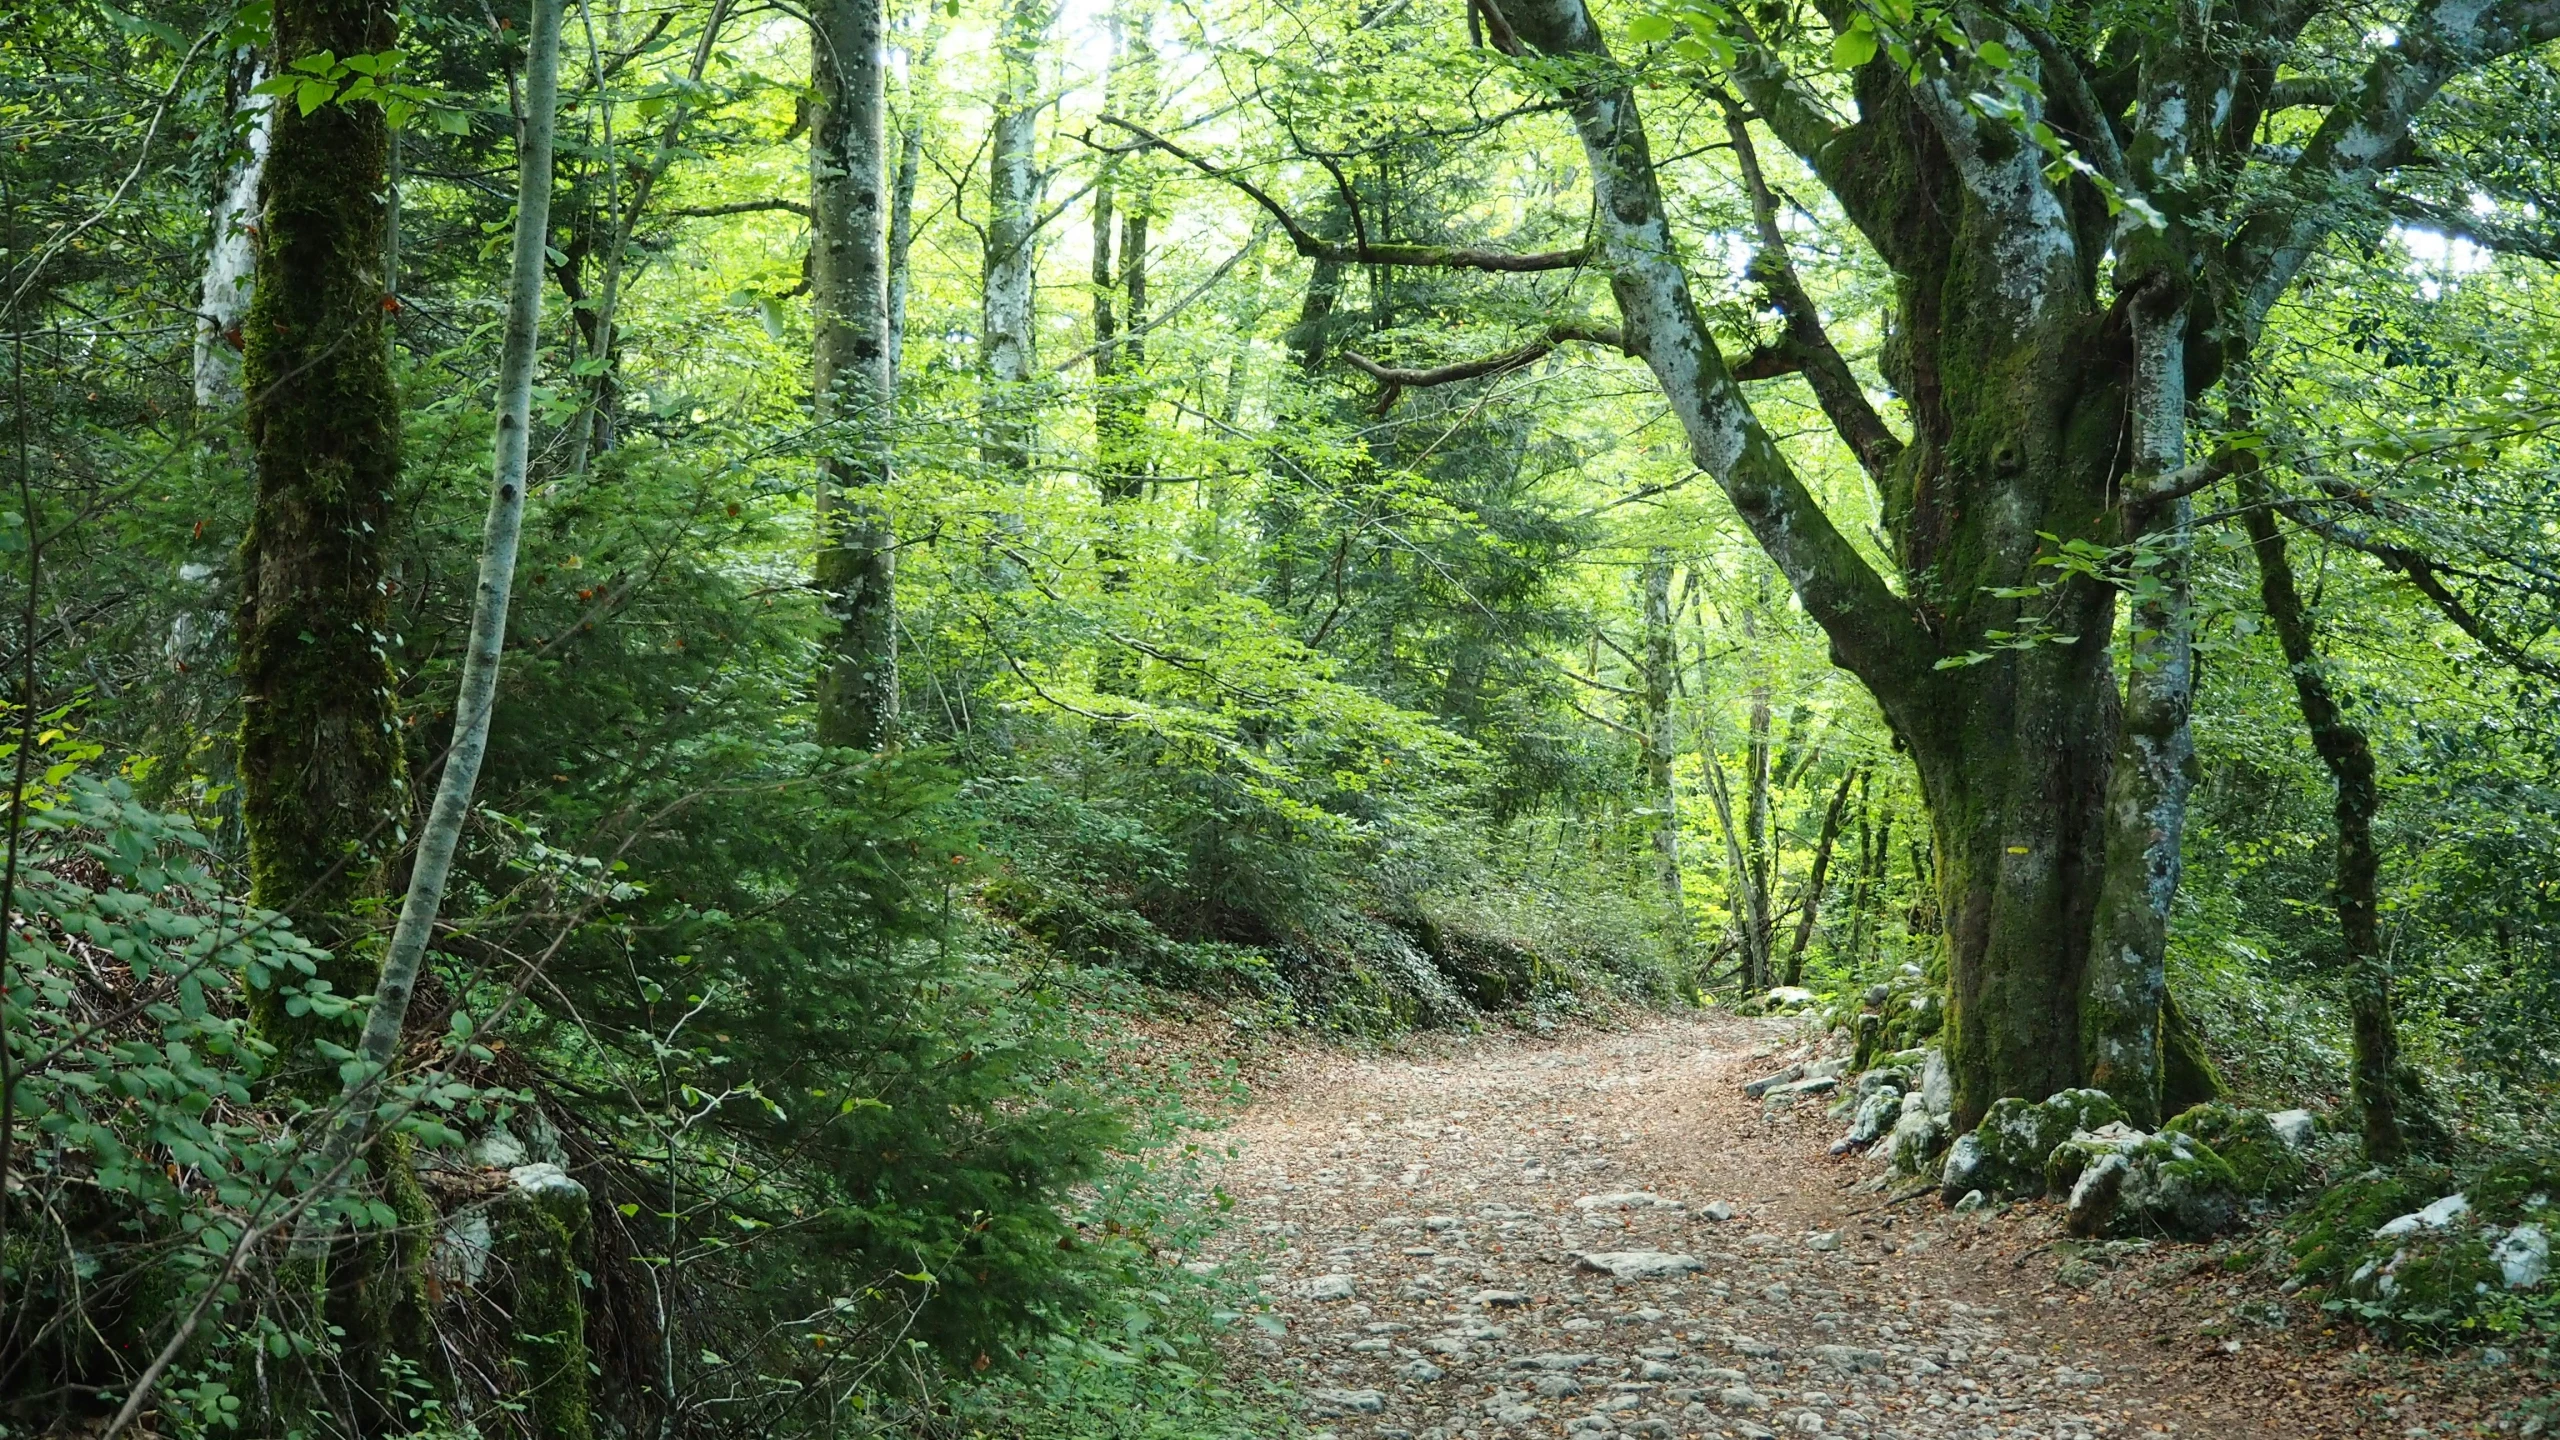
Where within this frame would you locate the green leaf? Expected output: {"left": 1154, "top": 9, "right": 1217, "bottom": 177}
{"left": 1832, "top": 22, "right": 1878, "bottom": 69}
{"left": 1627, "top": 12, "right": 1677, "bottom": 43}
{"left": 296, "top": 78, "right": 337, "bottom": 115}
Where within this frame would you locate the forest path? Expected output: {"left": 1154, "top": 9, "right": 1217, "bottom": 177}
{"left": 1204, "top": 1011, "right": 2458, "bottom": 1440}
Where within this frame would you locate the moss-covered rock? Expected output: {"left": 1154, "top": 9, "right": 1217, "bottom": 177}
{"left": 2163, "top": 1103, "right": 2306, "bottom": 1199}
{"left": 2287, "top": 1166, "right": 2456, "bottom": 1285}
{"left": 1939, "top": 1088, "right": 2124, "bottom": 1203}
{"left": 493, "top": 1164, "right": 594, "bottom": 1440}
{"left": 2064, "top": 1130, "right": 2243, "bottom": 1239}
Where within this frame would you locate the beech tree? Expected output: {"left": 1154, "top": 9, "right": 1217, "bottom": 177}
{"left": 1444, "top": 0, "right": 2560, "bottom": 1125}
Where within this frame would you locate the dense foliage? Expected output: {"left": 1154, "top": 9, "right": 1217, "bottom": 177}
{"left": 5, "top": 0, "right": 2560, "bottom": 1431}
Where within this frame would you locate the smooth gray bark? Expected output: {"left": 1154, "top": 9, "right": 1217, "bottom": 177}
{"left": 812, "top": 0, "right": 897, "bottom": 747}
{"left": 1640, "top": 551, "right": 1687, "bottom": 971}
{"left": 306, "top": 0, "right": 561, "bottom": 1219}
{"left": 979, "top": 0, "right": 1049, "bottom": 472}
{"left": 194, "top": 72, "right": 268, "bottom": 411}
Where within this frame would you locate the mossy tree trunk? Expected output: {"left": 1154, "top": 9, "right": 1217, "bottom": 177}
{"left": 811, "top": 0, "right": 897, "bottom": 749}
{"left": 978, "top": 0, "right": 1048, "bottom": 474}
{"left": 2240, "top": 486, "right": 2425, "bottom": 1161}
{"left": 237, "top": 0, "right": 408, "bottom": 1054}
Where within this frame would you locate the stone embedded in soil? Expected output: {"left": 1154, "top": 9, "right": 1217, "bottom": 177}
{"left": 1296, "top": 1272, "right": 1357, "bottom": 1300}
{"left": 1572, "top": 1249, "right": 1705, "bottom": 1278}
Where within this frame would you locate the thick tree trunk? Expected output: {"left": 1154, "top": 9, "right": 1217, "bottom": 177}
{"left": 811, "top": 0, "right": 896, "bottom": 749}
{"left": 1640, "top": 552, "right": 1687, "bottom": 971}
{"left": 1498, "top": 0, "right": 2139, "bottom": 1125}
{"left": 979, "top": 0, "right": 1047, "bottom": 472}
{"left": 237, "top": 0, "right": 409, "bottom": 1050}
{"left": 306, "top": 0, "right": 561, "bottom": 1231}
{"left": 2241, "top": 488, "right": 2416, "bottom": 1161}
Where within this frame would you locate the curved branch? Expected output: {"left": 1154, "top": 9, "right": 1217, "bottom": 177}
{"left": 1487, "top": 0, "right": 1939, "bottom": 709}
{"left": 1339, "top": 320, "right": 1622, "bottom": 412}
{"left": 1724, "top": 104, "right": 1905, "bottom": 485}
{"left": 1094, "top": 116, "right": 1591, "bottom": 273}
{"left": 2378, "top": 189, "right": 2560, "bottom": 263}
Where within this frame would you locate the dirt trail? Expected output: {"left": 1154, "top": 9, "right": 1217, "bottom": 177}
{"left": 1205, "top": 1012, "right": 2518, "bottom": 1440}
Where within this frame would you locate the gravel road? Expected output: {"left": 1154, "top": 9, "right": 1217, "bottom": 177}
{"left": 1201, "top": 1012, "right": 2419, "bottom": 1440}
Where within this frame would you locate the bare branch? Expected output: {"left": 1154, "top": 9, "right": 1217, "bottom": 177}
{"left": 1338, "top": 320, "right": 1622, "bottom": 412}
{"left": 1094, "top": 116, "right": 1591, "bottom": 273}
{"left": 1723, "top": 104, "right": 1905, "bottom": 485}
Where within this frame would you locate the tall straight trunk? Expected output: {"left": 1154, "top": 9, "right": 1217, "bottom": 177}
{"left": 1744, "top": 672, "right": 1774, "bottom": 973}
{"left": 1788, "top": 766, "right": 1858, "bottom": 982}
{"left": 886, "top": 109, "right": 923, "bottom": 382}
{"left": 979, "top": 0, "right": 1048, "bottom": 472}
{"left": 1640, "top": 551, "right": 1686, "bottom": 969}
{"left": 811, "top": 0, "right": 897, "bottom": 748}
{"left": 196, "top": 66, "right": 269, "bottom": 412}
{"left": 2240, "top": 488, "right": 2414, "bottom": 1161}
{"left": 305, "top": 0, "right": 562, "bottom": 1218}
{"left": 1692, "top": 624, "right": 1768, "bottom": 988}
{"left": 1848, "top": 776, "right": 1887, "bottom": 973}
{"left": 237, "top": 0, "right": 408, "bottom": 1053}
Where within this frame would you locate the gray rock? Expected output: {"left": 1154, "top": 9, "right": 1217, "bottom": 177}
{"left": 1471, "top": 1288, "right": 1531, "bottom": 1307}
{"left": 1512, "top": 1352, "right": 1600, "bottom": 1371}
{"left": 1298, "top": 1273, "right": 1359, "bottom": 1301}
{"left": 1719, "top": 1384, "right": 1769, "bottom": 1409}
{"left": 1638, "top": 1359, "right": 1677, "bottom": 1380}
{"left": 508, "top": 1161, "right": 586, "bottom": 1205}
{"left": 2065, "top": 1130, "right": 2242, "bottom": 1239}
{"left": 1805, "top": 1231, "right": 1840, "bottom": 1252}
{"left": 2377, "top": 1193, "right": 2471, "bottom": 1237}
{"left": 1846, "top": 1087, "right": 1902, "bottom": 1146}
{"left": 2494, "top": 1224, "right": 2550, "bottom": 1289}
{"left": 1309, "top": 1387, "right": 1386, "bottom": 1415}
{"left": 1919, "top": 1050, "right": 1953, "bottom": 1116}
{"left": 1887, "top": 1108, "right": 1950, "bottom": 1176}
{"left": 1535, "top": 1375, "right": 1586, "bottom": 1398}
{"left": 1575, "top": 1191, "right": 1676, "bottom": 1212}
{"left": 1574, "top": 1250, "right": 1704, "bottom": 1279}
{"left": 1951, "top": 1188, "right": 1988, "bottom": 1213}
{"left": 2266, "top": 1108, "right": 2317, "bottom": 1151}
{"left": 1811, "top": 1344, "right": 1888, "bottom": 1374}
{"left": 1743, "top": 1065, "right": 1807, "bottom": 1099}
{"left": 1701, "top": 1200, "right": 1736, "bottom": 1222}
{"left": 1399, "top": 1358, "right": 1446, "bottom": 1381}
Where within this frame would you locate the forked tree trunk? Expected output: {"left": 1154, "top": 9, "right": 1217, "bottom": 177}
{"left": 237, "top": 0, "right": 409, "bottom": 1053}
{"left": 1496, "top": 0, "right": 2160, "bottom": 1125}
{"left": 811, "top": 0, "right": 897, "bottom": 748}
{"left": 1787, "top": 767, "right": 1858, "bottom": 983}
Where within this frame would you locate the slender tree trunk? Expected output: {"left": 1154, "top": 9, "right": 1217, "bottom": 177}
{"left": 1744, "top": 667, "right": 1774, "bottom": 975}
{"left": 1640, "top": 551, "right": 1687, "bottom": 972}
{"left": 979, "top": 0, "right": 1048, "bottom": 472}
{"left": 1788, "top": 766, "right": 1858, "bottom": 983}
{"left": 564, "top": 0, "right": 734, "bottom": 479}
{"left": 2240, "top": 486, "right": 2417, "bottom": 1161}
{"left": 196, "top": 64, "right": 268, "bottom": 413}
{"left": 1847, "top": 774, "right": 1885, "bottom": 973}
{"left": 811, "top": 0, "right": 897, "bottom": 748}
{"left": 306, "top": 0, "right": 562, "bottom": 1221}
{"left": 885, "top": 14, "right": 935, "bottom": 383}
{"left": 237, "top": 0, "right": 409, "bottom": 1053}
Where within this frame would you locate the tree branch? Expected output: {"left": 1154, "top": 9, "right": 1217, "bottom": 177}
{"left": 1339, "top": 320, "right": 1623, "bottom": 412}
{"left": 2228, "top": 0, "right": 2560, "bottom": 335}
{"left": 1489, "top": 0, "right": 1939, "bottom": 710}
{"left": 666, "top": 198, "right": 815, "bottom": 220}
{"left": 1723, "top": 103, "right": 1905, "bottom": 485}
{"left": 1094, "top": 116, "right": 1591, "bottom": 273}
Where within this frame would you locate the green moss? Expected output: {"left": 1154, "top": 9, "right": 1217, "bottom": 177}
{"left": 495, "top": 1182, "right": 594, "bottom": 1440}
{"left": 1950, "top": 1087, "right": 2124, "bottom": 1200}
{"left": 2160, "top": 988, "right": 2226, "bottom": 1114}
{"left": 2287, "top": 1165, "right": 2456, "bottom": 1283}
{"left": 2468, "top": 1155, "right": 2560, "bottom": 1223}
{"left": 2164, "top": 1103, "right": 2305, "bottom": 1199}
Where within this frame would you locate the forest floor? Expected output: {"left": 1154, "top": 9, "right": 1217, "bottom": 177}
{"left": 1197, "top": 1010, "right": 2540, "bottom": 1440}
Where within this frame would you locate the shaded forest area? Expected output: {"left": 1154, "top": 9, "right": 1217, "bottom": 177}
{"left": 2, "top": 0, "right": 2559, "bottom": 1433}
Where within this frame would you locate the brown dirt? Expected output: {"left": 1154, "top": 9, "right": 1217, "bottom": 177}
{"left": 1201, "top": 1011, "right": 2548, "bottom": 1440}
